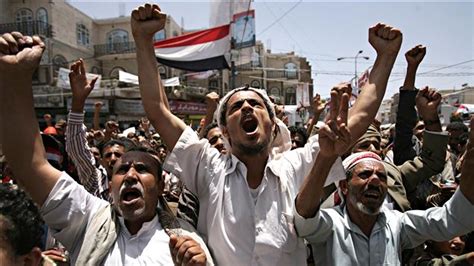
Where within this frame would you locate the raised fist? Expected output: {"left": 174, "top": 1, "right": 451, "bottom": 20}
{"left": 0, "top": 32, "right": 45, "bottom": 74}
{"left": 131, "top": 3, "right": 167, "bottom": 41}
{"left": 415, "top": 86, "right": 442, "bottom": 121}
{"left": 405, "top": 45, "right": 426, "bottom": 67}
{"left": 205, "top": 92, "right": 220, "bottom": 113}
{"left": 369, "top": 23, "right": 402, "bottom": 56}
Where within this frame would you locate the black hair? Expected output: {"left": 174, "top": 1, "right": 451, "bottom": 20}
{"left": 288, "top": 126, "right": 308, "bottom": 145}
{"left": 0, "top": 184, "right": 44, "bottom": 256}
{"left": 446, "top": 122, "right": 469, "bottom": 133}
{"left": 99, "top": 138, "right": 136, "bottom": 156}
{"left": 202, "top": 122, "right": 219, "bottom": 140}
{"left": 219, "top": 87, "right": 275, "bottom": 127}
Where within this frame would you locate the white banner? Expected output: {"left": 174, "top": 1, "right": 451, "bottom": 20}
{"left": 296, "top": 83, "right": 310, "bottom": 107}
{"left": 119, "top": 70, "right": 180, "bottom": 87}
{"left": 57, "top": 67, "right": 102, "bottom": 90}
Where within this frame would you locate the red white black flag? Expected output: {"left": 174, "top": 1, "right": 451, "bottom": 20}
{"left": 154, "top": 24, "right": 231, "bottom": 71}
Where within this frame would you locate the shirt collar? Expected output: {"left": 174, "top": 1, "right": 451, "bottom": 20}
{"left": 119, "top": 214, "right": 160, "bottom": 238}
{"left": 341, "top": 204, "right": 387, "bottom": 239}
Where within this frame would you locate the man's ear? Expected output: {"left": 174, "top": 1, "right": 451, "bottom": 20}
{"left": 339, "top": 180, "right": 349, "bottom": 197}
{"left": 22, "top": 247, "right": 42, "bottom": 266}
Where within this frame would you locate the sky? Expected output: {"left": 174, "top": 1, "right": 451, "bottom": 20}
{"left": 69, "top": 0, "right": 474, "bottom": 99}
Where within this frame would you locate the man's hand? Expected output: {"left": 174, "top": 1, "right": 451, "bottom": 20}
{"left": 169, "top": 234, "right": 207, "bottom": 266}
{"left": 405, "top": 45, "right": 426, "bottom": 67}
{"left": 415, "top": 86, "right": 442, "bottom": 128}
{"left": 140, "top": 117, "right": 151, "bottom": 132}
{"left": 318, "top": 84, "right": 352, "bottom": 157}
{"left": 94, "top": 101, "right": 103, "bottom": 110}
{"left": 131, "top": 3, "right": 167, "bottom": 43}
{"left": 69, "top": 59, "right": 98, "bottom": 113}
{"left": 0, "top": 32, "right": 45, "bottom": 75}
{"left": 369, "top": 23, "right": 402, "bottom": 56}
{"left": 312, "top": 94, "right": 327, "bottom": 115}
{"left": 105, "top": 121, "right": 119, "bottom": 138}
{"left": 205, "top": 92, "right": 220, "bottom": 114}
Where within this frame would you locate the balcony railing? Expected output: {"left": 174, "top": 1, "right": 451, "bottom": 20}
{"left": 266, "top": 70, "right": 298, "bottom": 79}
{"left": 0, "top": 21, "right": 53, "bottom": 37}
{"left": 94, "top": 42, "right": 137, "bottom": 57}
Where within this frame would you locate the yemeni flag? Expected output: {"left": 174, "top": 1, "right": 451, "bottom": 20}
{"left": 154, "top": 24, "right": 231, "bottom": 71}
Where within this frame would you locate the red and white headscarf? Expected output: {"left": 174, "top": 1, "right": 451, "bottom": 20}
{"left": 342, "top": 151, "right": 383, "bottom": 172}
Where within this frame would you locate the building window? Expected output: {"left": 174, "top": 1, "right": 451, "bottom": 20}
{"left": 209, "top": 80, "right": 219, "bottom": 90}
{"left": 173, "top": 30, "right": 179, "bottom": 37}
{"left": 36, "top": 8, "right": 49, "bottom": 36}
{"left": 16, "top": 8, "right": 33, "bottom": 35}
{"left": 52, "top": 55, "right": 68, "bottom": 77}
{"left": 285, "top": 87, "right": 296, "bottom": 105}
{"left": 107, "top": 29, "right": 129, "bottom": 53}
{"left": 284, "top": 62, "right": 297, "bottom": 79}
{"left": 158, "top": 65, "right": 167, "bottom": 79}
{"left": 76, "top": 24, "right": 90, "bottom": 46}
{"left": 250, "top": 80, "right": 260, "bottom": 88}
{"left": 109, "top": 66, "right": 125, "bottom": 79}
{"left": 16, "top": 8, "right": 33, "bottom": 23}
{"left": 269, "top": 87, "right": 281, "bottom": 103}
{"left": 251, "top": 51, "right": 260, "bottom": 67}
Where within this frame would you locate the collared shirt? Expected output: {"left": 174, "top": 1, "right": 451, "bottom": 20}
{"left": 164, "top": 127, "right": 344, "bottom": 265}
{"left": 40, "top": 172, "right": 175, "bottom": 265}
{"left": 66, "top": 111, "right": 110, "bottom": 201}
{"left": 294, "top": 189, "right": 474, "bottom": 265}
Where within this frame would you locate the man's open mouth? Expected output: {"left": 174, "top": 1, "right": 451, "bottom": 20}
{"left": 241, "top": 116, "right": 258, "bottom": 134}
{"left": 363, "top": 190, "right": 381, "bottom": 200}
{"left": 120, "top": 187, "right": 143, "bottom": 203}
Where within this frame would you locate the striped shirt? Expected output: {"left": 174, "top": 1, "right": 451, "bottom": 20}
{"left": 66, "top": 111, "right": 110, "bottom": 201}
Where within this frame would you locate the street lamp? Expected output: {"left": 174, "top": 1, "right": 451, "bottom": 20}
{"left": 337, "top": 50, "right": 370, "bottom": 88}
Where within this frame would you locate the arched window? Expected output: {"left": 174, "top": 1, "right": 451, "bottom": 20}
{"left": 284, "top": 62, "right": 298, "bottom": 79}
{"left": 158, "top": 65, "right": 167, "bottom": 79}
{"left": 16, "top": 8, "right": 33, "bottom": 35}
{"left": 76, "top": 23, "right": 90, "bottom": 46}
{"left": 173, "top": 30, "right": 179, "bottom": 37}
{"left": 269, "top": 87, "right": 281, "bottom": 103}
{"left": 107, "top": 29, "right": 129, "bottom": 53}
{"left": 16, "top": 8, "right": 33, "bottom": 23}
{"left": 109, "top": 66, "right": 126, "bottom": 79}
{"left": 251, "top": 51, "right": 260, "bottom": 67}
{"left": 250, "top": 80, "right": 260, "bottom": 88}
{"left": 36, "top": 8, "right": 49, "bottom": 35}
{"left": 285, "top": 87, "right": 296, "bottom": 105}
{"left": 52, "top": 54, "right": 68, "bottom": 77}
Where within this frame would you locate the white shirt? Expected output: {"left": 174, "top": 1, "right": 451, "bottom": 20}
{"left": 40, "top": 172, "right": 174, "bottom": 265}
{"left": 294, "top": 189, "right": 474, "bottom": 265}
{"left": 164, "top": 127, "right": 344, "bottom": 265}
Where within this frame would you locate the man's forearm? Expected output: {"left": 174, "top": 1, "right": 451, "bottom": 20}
{"left": 402, "top": 65, "right": 418, "bottom": 90}
{"left": 348, "top": 53, "right": 397, "bottom": 142}
{"left": 296, "top": 153, "right": 337, "bottom": 218}
{"left": 135, "top": 38, "right": 186, "bottom": 150}
{"left": 0, "top": 77, "right": 60, "bottom": 205}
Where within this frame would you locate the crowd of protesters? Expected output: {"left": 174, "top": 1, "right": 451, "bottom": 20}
{"left": 0, "top": 3, "right": 473, "bottom": 266}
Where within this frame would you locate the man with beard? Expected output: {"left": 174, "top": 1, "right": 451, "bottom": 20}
{"left": 294, "top": 138, "right": 474, "bottom": 265}
{"left": 132, "top": 3, "right": 403, "bottom": 264}
{"left": 349, "top": 87, "right": 448, "bottom": 211}
{"left": 66, "top": 59, "right": 128, "bottom": 200}
{"left": 0, "top": 32, "right": 213, "bottom": 265}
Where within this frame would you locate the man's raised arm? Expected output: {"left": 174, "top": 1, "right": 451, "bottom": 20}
{"left": 460, "top": 117, "right": 474, "bottom": 204}
{"left": 348, "top": 23, "right": 402, "bottom": 142}
{"left": 131, "top": 3, "right": 186, "bottom": 151}
{"left": 0, "top": 32, "right": 60, "bottom": 205}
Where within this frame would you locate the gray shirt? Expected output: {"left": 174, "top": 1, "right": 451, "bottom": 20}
{"left": 295, "top": 189, "right": 474, "bottom": 265}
